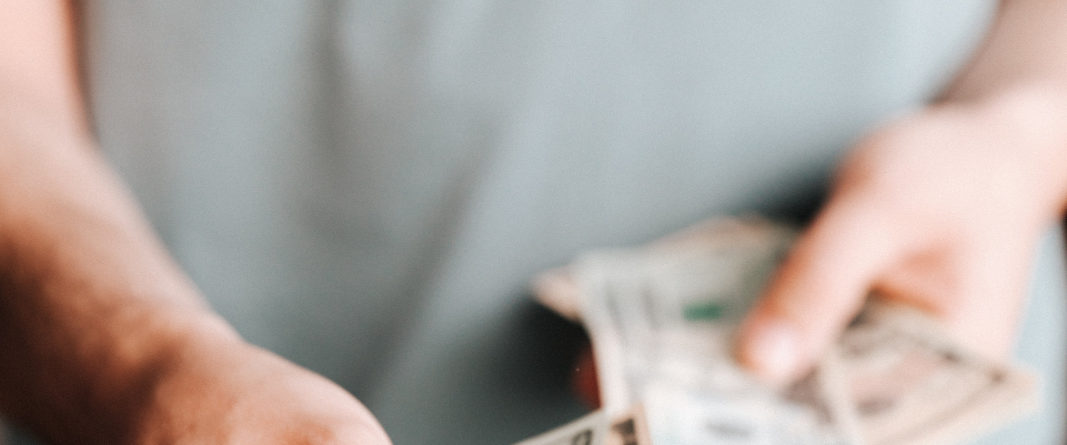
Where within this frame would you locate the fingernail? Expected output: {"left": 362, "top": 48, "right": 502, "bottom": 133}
{"left": 743, "top": 322, "right": 799, "bottom": 383}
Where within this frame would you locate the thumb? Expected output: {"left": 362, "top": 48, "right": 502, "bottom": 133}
{"left": 736, "top": 195, "right": 903, "bottom": 383}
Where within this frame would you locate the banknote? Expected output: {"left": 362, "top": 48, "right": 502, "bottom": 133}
{"left": 834, "top": 302, "right": 1038, "bottom": 445}
{"left": 515, "top": 410, "right": 605, "bottom": 445}
{"left": 574, "top": 242, "right": 861, "bottom": 444}
{"left": 604, "top": 404, "right": 653, "bottom": 445}
{"left": 515, "top": 406, "right": 652, "bottom": 445}
{"left": 528, "top": 216, "right": 1038, "bottom": 445}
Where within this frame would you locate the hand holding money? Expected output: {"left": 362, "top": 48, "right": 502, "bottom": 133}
{"left": 522, "top": 217, "right": 1038, "bottom": 445}
{"left": 737, "top": 102, "right": 1067, "bottom": 384}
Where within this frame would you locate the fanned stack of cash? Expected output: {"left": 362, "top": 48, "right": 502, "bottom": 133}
{"left": 518, "top": 217, "right": 1039, "bottom": 445}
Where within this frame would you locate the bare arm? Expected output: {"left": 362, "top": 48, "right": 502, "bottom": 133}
{"left": 0, "top": 1, "right": 223, "bottom": 438}
{"left": 739, "top": 0, "right": 1067, "bottom": 382}
{"left": 0, "top": 3, "right": 388, "bottom": 443}
{"left": 945, "top": 0, "right": 1067, "bottom": 104}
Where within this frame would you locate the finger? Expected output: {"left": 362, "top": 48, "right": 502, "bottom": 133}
{"left": 735, "top": 194, "right": 905, "bottom": 383}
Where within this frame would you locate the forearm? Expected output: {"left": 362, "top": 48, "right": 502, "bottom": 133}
{"left": 0, "top": 132, "right": 241, "bottom": 442}
{"left": 938, "top": 0, "right": 1067, "bottom": 137}
{"left": 944, "top": 0, "right": 1067, "bottom": 102}
{"left": 933, "top": 0, "right": 1067, "bottom": 216}
{"left": 0, "top": 2, "right": 239, "bottom": 442}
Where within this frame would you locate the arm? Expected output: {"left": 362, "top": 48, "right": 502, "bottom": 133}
{"left": 0, "top": 2, "right": 207, "bottom": 436}
{"left": 737, "top": 0, "right": 1067, "bottom": 382}
{"left": 0, "top": 3, "right": 389, "bottom": 443}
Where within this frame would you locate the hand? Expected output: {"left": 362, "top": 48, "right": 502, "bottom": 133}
{"left": 736, "top": 89, "right": 1067, "bottom": 383}
{"left": 129, "top": 324, "right": 391, "bottom": 445}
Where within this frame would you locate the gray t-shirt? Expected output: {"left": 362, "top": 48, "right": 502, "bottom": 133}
{"left": 17, "top": 1, "right": 1054, "bottom": 444}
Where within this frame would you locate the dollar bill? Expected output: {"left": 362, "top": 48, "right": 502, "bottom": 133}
{"left": 515, "top": 410, "right": 606, "bottom": 445}
{"left": 604, "top": 404, "right": 653, "bottom": 445}
{"left": 835, "top": 302, "right": 1038, "bottom": 445}
{"left": 528, "top": 216, "right": 1038, "bottom": 445}
{"left": 515, "top": 406, "right": 652, "bottom": 445}
{"left": 574, "top": 232, "right": 861, "bottom": 444}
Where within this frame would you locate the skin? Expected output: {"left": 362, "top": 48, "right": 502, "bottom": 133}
{"left": 0, "top": 3, "right": 390, "bottom": 444}
{"left": 736, "top": 0, "right": 1067, "bottom": 383}
{"left": 575, "top": 0, "right": 1067, "bottom": 404}
{"left": 1, "top": 0, "right": 1065, "bottom": 443}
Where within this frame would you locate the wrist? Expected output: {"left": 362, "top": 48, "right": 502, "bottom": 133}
{"left": 0, "top": 300, "right": 243, "bottom": 444}
{"left": 103, "top": 309, "right": 245, "bottom": 441}
{"left": 974, "top": 81, "right": 1067, "bottom": 143}
{"left": 954, "top": 83, "right": 1067, "bottom": 219}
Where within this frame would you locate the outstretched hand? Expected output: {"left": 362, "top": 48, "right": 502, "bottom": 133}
{"left": 736, "top": 91, "right": 1067, "bottom": 383}
{"left": 128, "top": 324, "right": 392, "bottom": 445}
